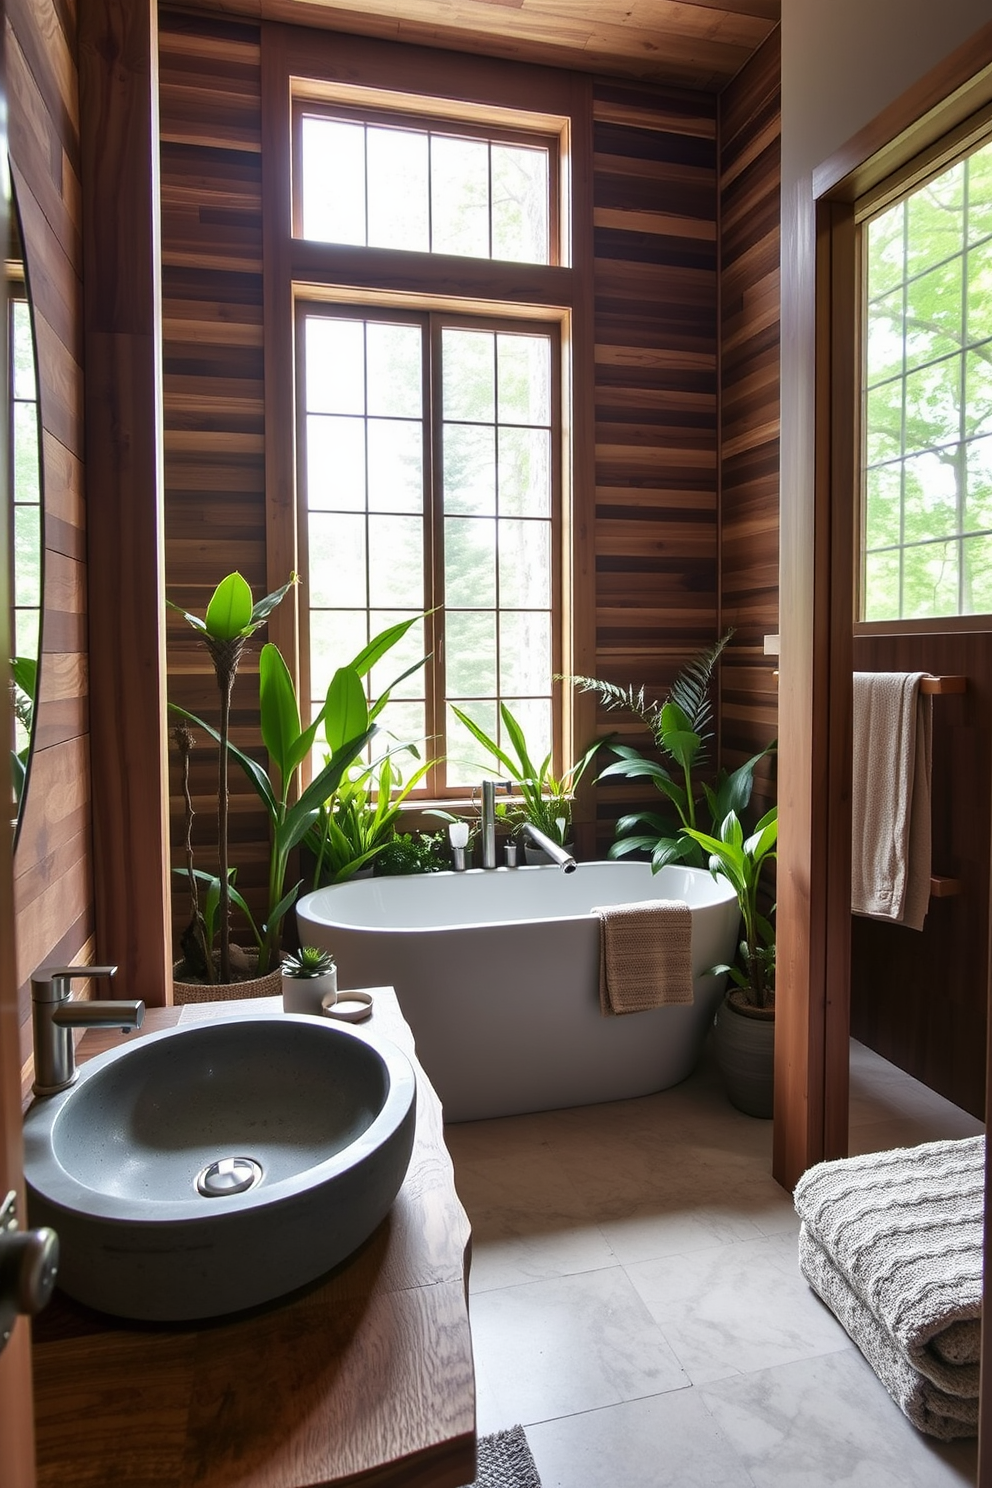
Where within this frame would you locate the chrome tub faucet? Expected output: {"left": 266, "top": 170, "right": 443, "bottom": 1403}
{"left": 520, "top": 821, "right": 577, "bottom": 873}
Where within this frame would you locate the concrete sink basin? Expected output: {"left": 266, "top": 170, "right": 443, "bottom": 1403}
{"left": 23, "top": 1013, "right": 417, "bottom": 1321}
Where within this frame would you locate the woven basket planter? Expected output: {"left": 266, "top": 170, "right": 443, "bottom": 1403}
{"left": 173, "top": 954, "right": 283, "bottom": 1005}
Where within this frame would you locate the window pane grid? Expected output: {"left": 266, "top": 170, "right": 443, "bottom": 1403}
{"left": 300, "top": 112, "right": 550, "bottom": 265}
{"left": 439, "top": 325, "right": 553, "bottom": 790}
{"left": 303, "top": 314, "right": 429, "bottom": 772}
{"left": 10, "top": 295, "right": 41, "bottom": 759}
{"left": 301, "top": 308, "right": 558, "bottom": 797}
{"left": 862, "top": 138, "right": 992, "bottom": 620}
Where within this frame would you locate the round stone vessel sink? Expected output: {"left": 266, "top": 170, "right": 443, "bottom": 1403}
{"left": 23, "top": 1014, "right": 417, "bottom": 1321}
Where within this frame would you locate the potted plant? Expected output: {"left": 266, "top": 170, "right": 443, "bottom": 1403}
{"left": 281, "top": 946, "right": 337, "bottom": 1015}
{"left": 683, "top": 807, "right": 778, "bottom": 1118}
{"left": 305, "top": 750, "right": 433, "bottom": 886}
{"left": 450, "top": 701, "right": 601, "bottom": 860}
{"left": 573, "top": 633, "right": 772, "bottom": 871}
{"left": 169, "top": 572, "right": 376, "bottom": 991}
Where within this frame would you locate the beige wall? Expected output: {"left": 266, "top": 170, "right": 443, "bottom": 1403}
{"left": 781, "top": 0, "right": 992, "bottom": 182}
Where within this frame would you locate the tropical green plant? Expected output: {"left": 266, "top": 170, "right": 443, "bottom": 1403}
{"left": 450, "top": 701, "right": 601, "bottom": 847}
{"left": 9, "top": 654, "right": 36, "bottom": 810}
{"left": 573, "top": 633, "right": 772, "bottom": 870}
{"left": 174, "top": 644, "right": 375, "bottom": 976}
{"left": 683, "top": 807, "right": 778, "bottom": 1012}
{"left": 373, "top": 831, "right": 448, "bottom": 876}
{"left": 305, "top": 750, "right": 433, "bottom": 885}
{"left": 281, "top": 946, "right": 336, "bottom": 978}
{"left": 169, "top": 571, "right": 296, "bottom": 981}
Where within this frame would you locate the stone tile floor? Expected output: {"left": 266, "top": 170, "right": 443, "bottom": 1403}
{"left": 445, "top": 1038, "right": 983, "bottom": 1488}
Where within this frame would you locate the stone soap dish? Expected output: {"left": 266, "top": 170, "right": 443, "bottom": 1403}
{"left": 323, "top": 989, "right": 374, "bottom": 1023}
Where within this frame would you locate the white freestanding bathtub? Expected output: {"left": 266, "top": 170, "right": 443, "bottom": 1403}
{"left": 297, "top": 861, "right": 740, "bottom": 1122}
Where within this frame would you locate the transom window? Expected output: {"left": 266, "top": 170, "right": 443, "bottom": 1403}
{"left": 861, "top": 135, "right": 992, "bottom": 620}
{"left": 297, "top": 106, "right": 554, "bottom": 264}
{"left": 299, "top": 306, "right": 559, "bottom": 794}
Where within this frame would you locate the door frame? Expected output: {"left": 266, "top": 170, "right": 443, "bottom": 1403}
{"left": 774, "top": 17, "right": 992, "bottom": 1482}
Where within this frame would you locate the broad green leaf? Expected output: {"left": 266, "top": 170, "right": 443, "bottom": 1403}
{"left": 11, "top": 656, "right": 37, "bottom": 698}
{"left": 204, "top": 572, "right": 253, "bottom": 639}
{"left": 451, "top": 705, "right": 518, "bottom": 778}
{"left": 500, "top": 704, "right": 536, "bottom": 780}
{"left": 369, "top": 654, "right": 429, "bottom": 721}
{"left": 720, "top": 812, "right": 745, "bottom": 851}
{"left": 659, "top": 702, "right": 700, "bottom": 770}
{"left": 349, "top": 615, "right": 424, "bottom": 678}
{"left": 263, "top": 880, "right": 303, "bottom": 939}
{"left": 325, "top": 667, "right": 369, "bottom": 754}
{"left": 169, "top": 703, "right": 278, "bottom": 817}
{"left": 249, "top": 575, "right": 296, "bottom": 629}
{"left": 597, "top": 756, "right": 672, "bottom": 785}
{"left": 259, "top": 643, "right": 301, "bottom": 793}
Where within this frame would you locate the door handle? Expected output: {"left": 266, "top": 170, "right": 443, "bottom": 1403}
{"left": 0, "top": 1190, "right": 59, "bottom": 1353}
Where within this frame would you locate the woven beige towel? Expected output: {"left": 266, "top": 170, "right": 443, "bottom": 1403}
{"left": 593, "top": 899, "right": 693, "bottom": 1015}
{"left": 851, "top": 671, "right": 933, "bottom": 930}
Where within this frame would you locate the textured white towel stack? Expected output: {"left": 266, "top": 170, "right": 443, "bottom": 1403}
{"left": 794, "top": 1136, "right": 983, "bottom": 1439}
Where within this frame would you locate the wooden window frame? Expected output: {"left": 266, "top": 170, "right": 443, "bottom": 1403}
{"left": 260, "top": 23, "right": 596, "bottom": 812}
{"left": 295, "top": 299, "right": 563, "bottom": 799}
{"left": 854, "top": 124, "right": 992, "bottom": 629}
{"left": 291, "top": 96, "right": 562, "bottom": 266}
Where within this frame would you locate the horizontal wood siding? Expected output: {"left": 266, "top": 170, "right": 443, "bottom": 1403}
{"left": 159, "top": 11, "right": 271, "bottom": 942}
{"left": 8, "top": 0, "right": 94, "bottom": 1065}
{"left": 592, "top": 79, "right": 719, "bottom": 850}
{"left": 718, "top": 28, "right": 780, "bottom": 816}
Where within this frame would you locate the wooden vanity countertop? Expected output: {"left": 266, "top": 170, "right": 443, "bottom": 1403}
{"left": 29, "top": 989, "right": 476, "bottom": 1488}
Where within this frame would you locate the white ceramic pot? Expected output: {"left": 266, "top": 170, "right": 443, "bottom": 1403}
{"left": 282, "top": 967, "right": 337, "bottom": 1015}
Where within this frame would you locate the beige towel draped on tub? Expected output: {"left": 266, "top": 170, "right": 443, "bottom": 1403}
{"left": 593, "top": 900, "right": 693, "bottom": 1015}
{"left": 851, "top": 671, "right": 933, "bottom": 931}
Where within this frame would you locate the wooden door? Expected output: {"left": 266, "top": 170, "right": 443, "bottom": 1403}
{"left": 0, "top": 4, "right": 37, "bottom": 1476}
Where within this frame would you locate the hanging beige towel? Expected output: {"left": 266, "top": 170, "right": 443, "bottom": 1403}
{"left": 593, "top": 900, "right": 693, "bottom": 1015}
{"left": 851, "top": 671, "right": 933, "bottom": 931}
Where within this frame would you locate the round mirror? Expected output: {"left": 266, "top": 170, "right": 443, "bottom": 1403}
{"left": 7, "top": 182, "right": 43, "bottom": 842}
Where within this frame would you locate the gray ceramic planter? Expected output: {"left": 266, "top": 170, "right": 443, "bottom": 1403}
{"left": 713, "top": 997, "right": 775, "bottom": 1119}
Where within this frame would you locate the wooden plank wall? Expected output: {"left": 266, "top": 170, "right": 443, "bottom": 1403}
{"left": 158, "top": 19, "right": 779, "bottom": 887}
{"left": 717, "top": 29, "right": 780, "bottom": 817}
{"left": 7, "top": 0, "right": 94, "bottom": 1065}
{"left": 590, "top": 79, "right": 720, "bottom": 849}
{"left": 159, "top": 11, "right": 272, "bottom": 941}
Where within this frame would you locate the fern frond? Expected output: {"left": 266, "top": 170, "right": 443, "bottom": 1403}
{"left": 666, "top": 630, "right": 733, "bottom": 749}
{"left": 570, "top": 675, "right": 659, "bottom": 727}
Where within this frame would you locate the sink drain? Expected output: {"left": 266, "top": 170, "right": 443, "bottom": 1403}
{"left": 195, "top": 1157, "right": 263, "bottom": 1197}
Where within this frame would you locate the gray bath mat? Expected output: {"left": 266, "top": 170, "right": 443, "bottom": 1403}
{"left": 463, "top": 1426, "right": 543, "bottom": 1488}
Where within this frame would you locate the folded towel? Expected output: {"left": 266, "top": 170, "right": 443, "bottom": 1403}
{"left": 851, "top": 671, "right": 933, "bottom": 930}
{"left": 592, "top": 900, "right": 693, "bottom": 1015}
{"left": 798, "top": 1224, "right": 978, "bottom": 1440}
{"left": 793, "top": 1137, "right": 983, "bottom": 1407}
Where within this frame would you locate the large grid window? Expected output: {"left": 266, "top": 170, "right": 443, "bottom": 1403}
{"left": 10, "top": 289, "right": 40, "bottom": 764}
{"left": 298, "top": 106, "right": 554, "bottom": 265}
{"left": 862, "top": 136, "right": 992, "bottom": 620}
{"left": 300, "top": 307, "right": 558, "bottom": 795}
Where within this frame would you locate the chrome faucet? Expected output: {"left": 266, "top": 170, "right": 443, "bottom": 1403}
{"left": 520, "top": 821, "right": 577, "bottom": 873}
{"left": 31, "top": 966, "right": 144, "bottom": 1097}
{"left": 481, "top": 780, "right": 497, "bottom": 869}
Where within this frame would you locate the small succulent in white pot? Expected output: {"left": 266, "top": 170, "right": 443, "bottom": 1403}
{"left": 281, "top": 946, "right": 337, "bottom": 1015}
